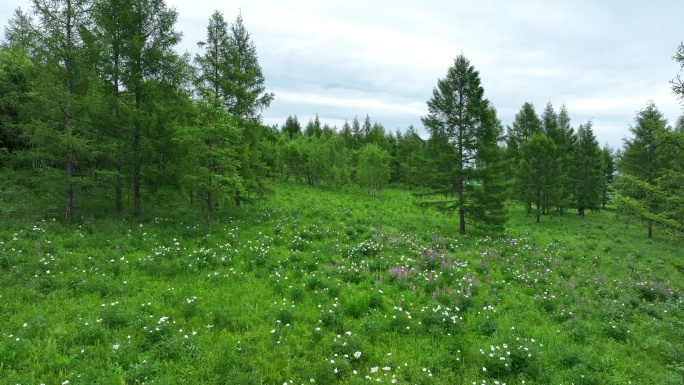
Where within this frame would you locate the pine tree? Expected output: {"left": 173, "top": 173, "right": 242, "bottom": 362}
{"left": 225, "top": 13, "right": 274, "bottom": 121}
{"left": 573, "top": 121, "right": 603, "bottom": 219}
{"left": 471, "top": 103, "right": 508, "bottom": 233}
{"left": 191, "top": 10, "right": 246, "bottom": 232}
{"left": 601, "top": 145, "right": 615, "bottom": 209}
{"left": 97, "top": 0, "right": 184, "bottom": 217}
{"left": 549, "top": 103, "right": 576, "bottom": 215}
{"left": 31, "top": 0, "right": 95, "bottom": 221}
{"left": 396, "top": 125, "right": 425, "bottom": 187}
{"left": 351, "top": 115, "right": 362, "bottom": 149}
{"left": 195, "top": 10, "right": 232, "bottom": 107}
{"left": 519, "top": 133, "right": 558, "bottom": 223}
{"left": 420, "top": 54, "right": 505, "bottom": 234}
{"left": 282, "top": 114, "right": 301, "bottom": 139}
{"left": 2, "top": 8, "right": 37, "bottom": 54}
{"left": 506, "top": 102, "right": 541, "bottom": 210}
{"left": 616, "top": 102, "right": 672, "bottom": 237}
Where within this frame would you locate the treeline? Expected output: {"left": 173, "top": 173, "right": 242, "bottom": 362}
{"left": 0, "top": 0, "right": 682, "bottom": 238}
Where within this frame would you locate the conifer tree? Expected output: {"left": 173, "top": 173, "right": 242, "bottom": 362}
{"left": 282, "top": 114, "right": 301, "bottom": 139}
{"left": 420, "top": 54, "right": 506, "bottom": 234}
{"left": 519, "top": 133, "right": 558, "bottom": 223}
{"left": 573, "top": 121, "right": 602, "bottom": 219}
{"left": 616, "top": 102, "right": 673, "bottom": 237}
{"left": 506, "top": 102, "right": 541, "bottom": 210}
{"left": 549, "top": 103, "right": 576, "bottom": 215}
{"left": 30, "top": 0, "right": 94, "bottom": 221}
{"left": 223, "top": 13, "right": 274, "bottom": 206}
{"left": 601, "top": 145, "right": 615, "bottom": 209}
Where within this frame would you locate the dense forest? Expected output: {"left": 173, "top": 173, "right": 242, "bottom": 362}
{"left": 0, "top": 0, "right": 683, "bottom": 238}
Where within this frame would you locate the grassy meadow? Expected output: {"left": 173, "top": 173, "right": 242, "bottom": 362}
{"left": 1, "top": 182, "right": 683, "bottom": 384}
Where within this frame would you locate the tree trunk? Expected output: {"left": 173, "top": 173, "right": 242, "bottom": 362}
{"left": 536, "top": 189, "right": 541, "bottom": 223}
{"left": 65, "top": 149, "right": 74, "bottom": 222}
{"left": 133, "top": 129, "right": 141, "bottom": 217}
{"left": 115, "top": 156, "right": 123, "bottom": 214}
{"left": 133, "top": 74, "right": 142, "bottom": 217}
{"left": 458, "top": 175, "right": 465, "bottom": 234}
{"left": 204, "top": 190, "right": 212, "bottom": 235}
{"left": 64, "top": 0, "right": 75, "bottom": 222}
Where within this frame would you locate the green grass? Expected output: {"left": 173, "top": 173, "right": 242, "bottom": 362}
{"left": 1, "top": 182, "right": 683, "bottom": 384}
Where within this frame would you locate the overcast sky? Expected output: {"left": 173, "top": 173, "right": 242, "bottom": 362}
{"left": 2, "top": 1, "right": 683, "bottom": 148}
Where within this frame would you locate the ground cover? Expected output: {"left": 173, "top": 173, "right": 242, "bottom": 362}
{"left": 1, "top": 182, "right": 683, "bottom": 384}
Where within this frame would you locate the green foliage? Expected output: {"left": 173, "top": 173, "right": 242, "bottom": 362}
{"left": 616, "top": 102, "right": 682, "bottom": 236}
{"left": 519, "top": 133, "right": 559, "bottom": 222}
{"left": 672, "top": 41, "right": 684, "bottom": 104}
{"left": 355, "top": 143, "right": 391, "bottom": 196}
{"left": 182, "top": 98, "right": 243, "bottom": 234}
{"left": 506, "top": 102, "right": 541, "bottom": 193}
{"left": 573, "top": 121, "right": 603, "bottom": 218}
{"left": 419, "top": 54, "right": 507, "bottom": 234}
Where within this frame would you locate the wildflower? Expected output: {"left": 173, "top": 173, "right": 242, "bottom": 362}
{"left": 112, "top": 344, "right": 120, "bottom": 350}
{"left": 354, "top": 351, "right": 362, "bottom": 359}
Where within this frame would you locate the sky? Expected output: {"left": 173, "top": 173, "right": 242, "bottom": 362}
{"left": 1, "top": 1, "right": 683, "bottom": 148}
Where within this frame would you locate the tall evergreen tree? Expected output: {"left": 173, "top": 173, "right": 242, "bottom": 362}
{"left": 31, "top": 0, "right": 94, "bottom": 221}
{"left": 601, "top": 144, "right": 615, "bottom": 209}
{"left": 573, "top": 121, "right": 602, "bottom": 219}
{"left": 225, "top": 13, "right": 273, "bottom": 121}
{"left": 223, "top": 13, "right": 274, "bottom": 206}
{"left": 395, "top": 125, "right": 425, "bottom": 187}
{"left": 351, "top": 115, "right": 362, "bottom": 149}
{"left": 550, "top": 103, "right": 576, "bottom": 215}
{"left": 519, "top": 133, "right": 558, "bottom": 223}
{"left": 420, "top": 54, "right": 504, "bottom": 234}
{"left": 616, "top": 102, "right": 672, "bottom": 237}
{"left": 191, "top": 10, "right": 247, "bottom": 232}
{"left": 195, "top": 10, "right": 231, "bottom": 106}
{"left": 124, "top": 0, "right": 184, "bottom": 217}
{"left": 506, "top": 102, "right": 541, "bottom": 209}
{"left": 540, "top": 101, "right": 558, "bottom": 137}
{"left": 90, "top": 0, "right": 132, "bottom": 214}
{"left": 282, "top": 114, "right": 301, "bottom": 139}
{"left": 2, "top": 8, "right": 37, "bottom": 54}
{"left": 471, "top": 103, "right": 508, "bottom": 233}
{"left": 304, "top": 114, "right": 322, "bottom": 137}
{"left": 538, "top": 101, "right": 561, "bottom": 213}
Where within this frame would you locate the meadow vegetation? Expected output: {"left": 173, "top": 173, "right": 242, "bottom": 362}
{"left": 1, "top": 182, "right": 683, "bottom": 384}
